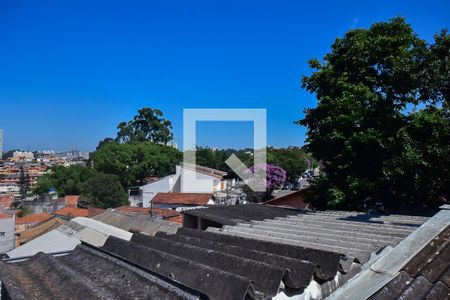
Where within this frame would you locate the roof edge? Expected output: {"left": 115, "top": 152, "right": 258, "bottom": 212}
{"left": 326, "top": 207, "right": 450, "bottom": 300}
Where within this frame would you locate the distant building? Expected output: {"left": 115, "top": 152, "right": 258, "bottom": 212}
{"left": 0, "top": 194, "right": 14, "bottom": 209}
{"left": 56, "top": 150, "right": 90, "bottom": 160}
{"left": 0, "top": 129, "right": 3, "bottom": 158}
{"left": 12, "top": 151, "right": 34, "bottom": 161}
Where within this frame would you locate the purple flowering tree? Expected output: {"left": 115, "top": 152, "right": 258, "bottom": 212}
{"left": 243, "top": 163, "right": 287, "bottom": 202}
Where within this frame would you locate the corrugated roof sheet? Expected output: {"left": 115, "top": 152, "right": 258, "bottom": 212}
{"left": 7, "top": 227, "right": 81, "bottom": 258}
{"left": 0, "top": 245, "right": 200, "bottom": 299}
{"left": 327, "top": 206, "right": 450, "bottom": 300}
{"left": 183, "top": 203, "right": 300, "bottom": 226}
{"left": 1, "top": 204, "right": 438, "bottom": 300}
{"left": 370, "top": 225, "right": 450, "bottom": 300}
{"left": 93, "top": 209, "right": 180, "bottom": 236}
{"left": 207, "top": 210, "right": 426, "bottom": 264}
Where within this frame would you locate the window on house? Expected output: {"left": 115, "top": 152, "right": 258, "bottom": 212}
{"left": 0, "top": 232, "right": 5, "bottom": 237}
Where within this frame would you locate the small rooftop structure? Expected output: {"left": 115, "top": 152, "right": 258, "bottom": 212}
{"left": 64, "top": 195, "right": 80, "bottom": 207}
{"left": 265, "top": 187, "right": 312, "bottom": 209}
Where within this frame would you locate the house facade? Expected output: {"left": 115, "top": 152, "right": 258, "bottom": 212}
{"left": 128, "top": 164, "right": 227, "bottom": 207}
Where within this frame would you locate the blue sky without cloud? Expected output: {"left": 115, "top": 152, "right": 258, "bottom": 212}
{"left": 0, "top": 0, "right": 449, "bottom": 151}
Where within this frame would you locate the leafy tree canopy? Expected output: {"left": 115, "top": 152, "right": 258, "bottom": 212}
{"left": 115, "top": 107, "right": 173, "bottom": 145}
{"left": 298, "top": 17, "right": 449, "bottom": 210}
{"left": 92, "top": 142, "right": 182, "bottom": 189}
{"left": 267, "top": 147, "right": 311, "bottom": 180}
{"left": 84, "top": 173, "right": 128, "bottom": 208}
{"left": 33, "top": 165, "right": 129, "bottom": 208}
{"left": 194, "top": 146, "right": 312, "bottom": 180}
{"left": 33, "top": 165, "right": 97, "bottom": 197}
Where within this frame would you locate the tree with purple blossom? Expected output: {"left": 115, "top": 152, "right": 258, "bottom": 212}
{"left": 243, "top": 163, "right": 287, "bottom": 202}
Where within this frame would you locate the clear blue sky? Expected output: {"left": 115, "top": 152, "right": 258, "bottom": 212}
{"left": 0, "top": 1, "right": 448, "bottom": 151}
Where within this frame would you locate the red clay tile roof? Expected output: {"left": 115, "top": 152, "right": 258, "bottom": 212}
{"left": 65, "top": 195, "right": 80, "bottom": 207}
{"left": 15, "top": 213, "right": 52, "bottom": 225}
{"left": 87, "top": 207, "right": 106, "bottom": 217}
{"left": 167, "top": 214, "right": 183, "bottom": 224}
{"left": 53, "top": 207, "right": 89, "bottom": 218}
{"left": 0, "top": 212, "right": 12, "bottom": 219}
{"left": 152, "top": 193, "right": 213, "bottom": 205}
{"left": 264, "top": 188, "right": 311, "bottom": 209}
{"left": 116, "top": 206, "right": 151, "bottom": 214}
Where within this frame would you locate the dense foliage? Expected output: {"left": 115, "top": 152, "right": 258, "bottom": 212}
{"left": 33, "top": 165, "right": 128, "bottom": 208}
{"left": 92, "top": 142, "right": 182, "bottom": 189}
{"left": 83, "top": 173, "right": 128, "bottom": 208}
{"left": 298, "top": 17, "right": 449, "bottom": 210}
{"left": 195, "top": 146, "right": 311, "bottom": 180}
{"left": 34, "top": 165, "right": 97, "bottom": 196}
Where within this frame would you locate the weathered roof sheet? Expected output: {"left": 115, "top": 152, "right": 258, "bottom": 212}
{"left": 0, "top": 245, "right": 200, "bottom": 299}
{"left": 6, "top": 227, "right": 81, "bottom": 258}
{"left": 183, "top": 203, "right": 300, "bottom": 226}
{"left": 206, "top": 209, "right": 427, "bottom": 264}
{"left": 93, "top": 209, "right": 180, "bottom": 236}
{"left": 7, "top": 218, "right": 132, "bottom": 259}
{"left": 370, "top": 225, "right": 450, "bottom": 300}
{"left": 328, "top": 206, "right": 450, "bottom": 300}
{"left": 1, "top": 204, "right": 439, "bottom": 300}
{"left": 71, "top": 217, "right": 133, "bottom": 241}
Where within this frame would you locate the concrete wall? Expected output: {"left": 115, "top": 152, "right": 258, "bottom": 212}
{"left": 0, "top": 217, "right": 15, "bottom": 253}
{"left": 140, "top": 174, "right": 179, "bottom": 207}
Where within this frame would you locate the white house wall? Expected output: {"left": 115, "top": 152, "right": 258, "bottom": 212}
{"left": 180, "top": 168, "right": 218, "bottom": 193}
{"left": 0, "top": 217, "right": 15, "bottom": 253}
{"left": 140, "top": 174, "right": 180, "bottom": 207}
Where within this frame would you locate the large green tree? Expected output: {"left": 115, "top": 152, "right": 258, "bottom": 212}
{"left": 298, "top": 17, "right": 449, "bottom": 210}
{"left": 92, "top": 142, "right": 182, "bottom": 189}
{"left": 115, "top": 107, "right": 173, "bottom": 145}
{"left": 84, "top": 173, "right": 128, "bottom": 208}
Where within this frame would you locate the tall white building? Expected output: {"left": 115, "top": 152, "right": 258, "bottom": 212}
{"left": 0, "top": 129, "right": 3, "bottom": 158}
